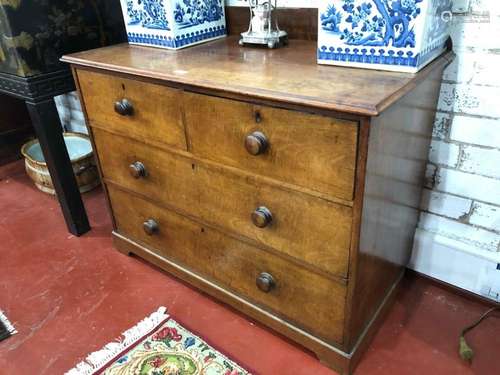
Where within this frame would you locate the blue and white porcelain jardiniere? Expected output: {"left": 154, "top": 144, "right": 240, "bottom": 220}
{"left": 119, "top": 0, "right": 226, "bottom": 49}
{"left": 317, "top": 0, "right": 452, "bottom": 72}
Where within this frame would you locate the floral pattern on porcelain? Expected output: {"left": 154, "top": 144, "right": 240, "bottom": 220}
{"left": 120, "top": 0, "right": 226, "bottom": 49}
{"left": 173, "top": 0, "right": 224, "bottom": 29}
{"left": 318, "top": 0, "right": 452, "bottom": 72}
{"left": 126, "top": 0, "right": 170, "bottom": 30}
{"left": 103, "top": 318, "right": 250, "bottom": 375}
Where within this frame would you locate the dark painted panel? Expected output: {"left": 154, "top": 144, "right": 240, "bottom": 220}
{"left": 0, "top": 0, "right": 125, "bottom": 77}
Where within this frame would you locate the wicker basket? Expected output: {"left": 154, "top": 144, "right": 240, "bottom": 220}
{"left": 21, "top": 133, "right": 99, "bottom": 195}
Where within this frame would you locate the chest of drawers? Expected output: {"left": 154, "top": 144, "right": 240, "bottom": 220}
{"left": 63, "top": 37, "right": 453, "bottom": 374}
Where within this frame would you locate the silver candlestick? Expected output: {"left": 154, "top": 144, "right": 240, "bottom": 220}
{"left": 239, "top": 0, "right": 288, "bottom": 49}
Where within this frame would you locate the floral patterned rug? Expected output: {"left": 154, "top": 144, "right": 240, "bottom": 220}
{"left": 66, "top": 307, "right": 251, "bottom": 375}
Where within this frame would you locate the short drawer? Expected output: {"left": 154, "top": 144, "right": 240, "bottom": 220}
{"left": 108, "top": 185, "right": 346, "bottom": 345}
{"left": 93, "top": 128, "right": 353, "bottom": 278}
{"left": 77, "top": 69, "right": 186, "bottom": 149}
{"left": 184, "top": 92, "right": 358, "bottom": 201}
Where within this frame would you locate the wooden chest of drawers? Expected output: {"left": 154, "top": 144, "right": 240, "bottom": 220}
{"left": 63, "top": 37, "right": 453, "bottom": 374}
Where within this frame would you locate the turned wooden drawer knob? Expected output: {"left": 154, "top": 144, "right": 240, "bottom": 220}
{"left": 251, "top": 206, "right": 273, "bottom": 228}
{"left": 114, "top": 98, "right": 134, "bottom": 116}
{"left": 245, "top": 131, "right": 268, "bottom": 156}
{"left": 256, "top": 272, "right": 275, "bottom": 293}
{"left": 143, "top": 219, "right": 159, "bottom": 236}
{"left": 129, "top": 161, "right": 147, "bottom": 179}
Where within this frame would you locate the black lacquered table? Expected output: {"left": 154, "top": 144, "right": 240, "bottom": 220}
{"left": 0, "top": 69, "right": 90, "bottom": 235}
{"left": 0, "top": 0, "right": 125, "bottom": 235}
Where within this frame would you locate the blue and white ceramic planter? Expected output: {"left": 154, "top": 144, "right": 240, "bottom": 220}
{"left": 119, "top": 0, "right": 226, "bottom": 49}
{"left": 318, "top": 0, "right": 452, "bottom": 72}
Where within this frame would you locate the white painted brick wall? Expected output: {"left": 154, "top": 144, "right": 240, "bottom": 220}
{"left": 444, "top": 52, "right": 500, "bottom": 86}
{"left": 420, "top": 189, "right": 472, "bottom": 220}
{"left": 470, "top": 202, "right": 500, "bottom": 230}
{"left": 55, "top": 92, "right": 88, "bottom": 135}
{"left": 409, "top": 229, "right": 500, "bottom": 302}
{"left": 438, "top": 83, "right": 500, "bottom": 118}
{"left": 450, "top": 115, "right": 500, "bottom": 147}
{"left": 419, "top": 212, "right": 500, "bottom": 251}
{"left": 460, "top": 146, "right": 500, "bottom": 178}
{"left": 435, "top": 168, "right": 500, "bottom": 206}
{"left": 429, "top": 140, "right": 460, "bottom": 167}
{"left": 414, "top": 1, "right": 500, "bottom": 300}
{"left": 53, "top": 1, "right": 500, "bottom": 299}
{"left": 450, "top": 15, "right": 500, "bottom": 51}
{"left": 432, "top": 112, "right": 452, "bottom": 139}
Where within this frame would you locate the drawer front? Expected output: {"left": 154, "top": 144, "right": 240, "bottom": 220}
{"left": 93, "top": 129, "right": 352, "bottom": 278}
{"left": 77, "top": 69, "right": 186, "bottom": 149}
{"left": 108, "top": 185, "right": 346, "bottom": 344}
{"left": 184, "top": 93, "right": 358, "bottom": 201}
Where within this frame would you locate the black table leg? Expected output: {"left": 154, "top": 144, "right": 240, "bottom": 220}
{"left": 26, "top": 98, "right": 90, "bottom": 236}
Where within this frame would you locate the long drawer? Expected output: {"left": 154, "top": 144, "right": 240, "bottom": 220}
{"left": 184, "top": 92, "right": 359, "bottom": 201}
{"left": 108, "top": 185, "right": 346, "bottom": 344}
{"left": 93, "top": 128, "right": 353, "bottom": 278}
{"left": 77, "top": 70, "right": 186, "bottom": 150}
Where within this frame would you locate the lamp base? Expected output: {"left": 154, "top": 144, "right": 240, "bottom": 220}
{"left": 239, "top": 30, "right": 288, "bottom": 49}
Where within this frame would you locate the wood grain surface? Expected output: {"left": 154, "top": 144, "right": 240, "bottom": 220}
{"left": 77, "top": 69, "right": 186, "bottom": 150}
{"left": 68, "top": 40, "right": 453, "bottom": 373}
{"left": 62, "top": 37, "right": 454, "bottom": 116}
{"left": 93, "top": 128, "right": 353, "bottom": 278}
{"left": 184, "top": 92, "right": 358, "bottom": 200}
{"left": 108, "top": 185, "right": 347, "bottom": 344}
{"left": 344, "top": 63, "right": 447, "bottom": 350}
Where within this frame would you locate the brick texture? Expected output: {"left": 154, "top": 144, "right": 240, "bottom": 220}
{"left": 423, "top": 3, "right": 500, "bottom": 245}
{"left": 470, "top": 202, "right": 500, "bottom": 230}
{"left": 55, "top": 92, "right": 87, "bottom": 135}
{"left": 429, "top": 140, "right": 460, "bottom": 167}
{"left": 420, "top": 189, "right": 472, "bottom": 220}
{"left": 415, "top": 1, "right": 500, "bottom": 299}
{"left": 450, "top": 115, "right": 500, "bottom": 147}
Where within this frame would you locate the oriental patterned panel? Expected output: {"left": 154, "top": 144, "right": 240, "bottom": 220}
{"left": 0, "top": 0, "right": 126, "bottom": 77}
{"left": 317, "top": 0, "right": 452, "bottom": 72}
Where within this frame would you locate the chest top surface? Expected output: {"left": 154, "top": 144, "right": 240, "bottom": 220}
{"left": 62, "top": 36, "right": 453, "bottom": 116}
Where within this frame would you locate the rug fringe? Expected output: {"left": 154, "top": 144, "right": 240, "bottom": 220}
{"left": 0, "top": 310, "right": 17, "bottom": 335}
{"left": 65, "top": 306, "right": 169, "bottom": 375}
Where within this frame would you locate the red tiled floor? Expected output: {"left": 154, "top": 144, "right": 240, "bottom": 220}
{"left": 0, "top": 160, "right": 499, "bottom": 375}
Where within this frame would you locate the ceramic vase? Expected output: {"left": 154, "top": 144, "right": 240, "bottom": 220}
{"left": 119, "top": 0, "right": 227, "bottom": 50}
{"left": 317, "top": 0, "right": 453, "bottom": 73}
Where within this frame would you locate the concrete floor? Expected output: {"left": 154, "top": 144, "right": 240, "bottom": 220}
{"left": 0, "top": 160, "right": 499, "bottom": 375}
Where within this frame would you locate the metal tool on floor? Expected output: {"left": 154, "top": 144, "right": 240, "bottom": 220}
{"left": 0, "top": 310, "right": 17, "bottom": 342}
